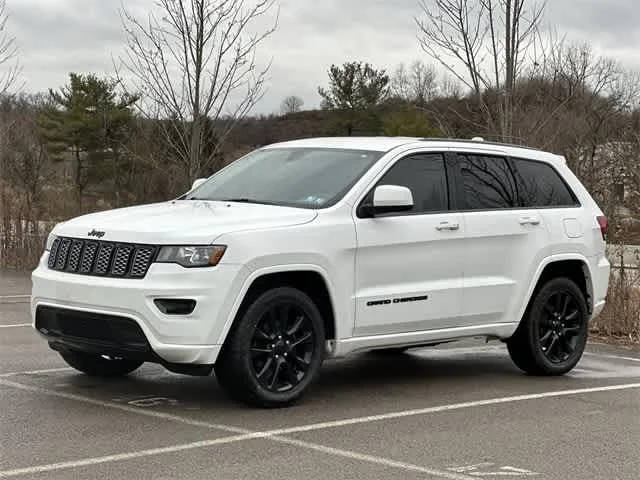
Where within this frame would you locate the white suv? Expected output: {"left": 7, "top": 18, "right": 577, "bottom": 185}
{"left": 32, "top": 137, "right": 611, "bottom": 407}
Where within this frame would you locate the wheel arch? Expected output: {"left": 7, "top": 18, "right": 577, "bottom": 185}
{"left": 521, "top": 254, "right": 594, "bottom": 323}
{"left": 217, "top": 265, "right": 337, "bottom": 347}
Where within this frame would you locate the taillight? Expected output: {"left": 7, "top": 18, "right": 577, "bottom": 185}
{"left": 596, "top": 216, "right": 608, "bottom": 241}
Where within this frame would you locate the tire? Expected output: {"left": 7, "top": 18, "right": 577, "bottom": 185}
{"left": 507, "top": 277, "right": 589, "bottom": 375}
{"left": 59, "top": 350, "right": 143, "bottom": 377}
{"left": 215, "top": 287, "right": 326, "bottom": 408}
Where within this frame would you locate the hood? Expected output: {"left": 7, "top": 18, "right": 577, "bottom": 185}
{"left": 54, "top": 200, "right": 317, "bottom": 244}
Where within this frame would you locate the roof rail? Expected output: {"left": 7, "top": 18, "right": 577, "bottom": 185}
{"left": 418, "top": 137, "right": 542, "bottom": 152}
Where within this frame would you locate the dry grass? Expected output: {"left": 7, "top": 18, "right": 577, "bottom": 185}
{"left": 591, "top": 263, "right": 640, "bottom": 344}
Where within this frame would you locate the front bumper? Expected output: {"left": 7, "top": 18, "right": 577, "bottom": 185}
{"left": 31, "top": 253, "right": 246, "bottom": 365}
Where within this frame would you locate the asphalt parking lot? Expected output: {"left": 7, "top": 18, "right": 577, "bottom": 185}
{"left": 1, "top": 271, "right": 639, "bottom": 479}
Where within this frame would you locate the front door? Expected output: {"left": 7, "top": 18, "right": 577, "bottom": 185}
{"left": 353, "top": 152, "right": 466, "bottom": 336}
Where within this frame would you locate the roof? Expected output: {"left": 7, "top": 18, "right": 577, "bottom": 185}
{"left": 265, "top": 137, "right": 418, "bottom": 152}
{"left": 264, "top": 136, "right": 564, "bottom": 164}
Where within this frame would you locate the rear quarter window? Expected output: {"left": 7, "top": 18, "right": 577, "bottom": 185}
{"left": 510, "top": 158, "right": 579, "bottom": 208}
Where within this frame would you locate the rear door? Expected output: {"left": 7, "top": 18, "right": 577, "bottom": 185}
{"left": 452, "top": 152, "right": 550, "bottom": 326}
{"left": 509, "top": 157, "right": 583, "bottom": 257}
{"left": 353, "top": 152, "right": 466, "bottom": 336}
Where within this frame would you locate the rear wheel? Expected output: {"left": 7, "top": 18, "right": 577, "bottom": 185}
{"left": 59, "top": 350, "right": 143, "bottom": 377}
{"left": 215, "top": 287, "right": 325, "bottom": 407}
{"left": 507, "top": 277, "right": 588, "bottom": 375}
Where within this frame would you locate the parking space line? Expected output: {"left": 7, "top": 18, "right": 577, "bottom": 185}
{"left": 263, "top": 382, "right": 640, "bottom": 437}
{"left": 0, "top": 434, "right": 257, "bottom": 479}
{"left": 0, "top": 323, "right": 31, "bottom": 328}
{"left": 0, "top": 377, "right": 248, "bottom": 433}
{"left": 584, "top": 352, "right": 640, "bottom": 363}
{"left": 1, "top": 377, "right": 639, "bottom": 478}
{"left": 0, "top": 295, "right": 30, "bottom": 304}
{"left": 270, "top": 436, "right": 475, "bottom": 480}
{"left": 0, "top": 433, "right": 475, "bottom": 480}
{"left": 0, "top": 367, "right": 72, "bottom": 378}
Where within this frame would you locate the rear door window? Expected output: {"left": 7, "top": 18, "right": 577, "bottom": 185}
{"left": 457, "top": 154, "right": 518, "bottom": 210}
{"left": 510, "top": 158, "right": 579, "bottom": 207}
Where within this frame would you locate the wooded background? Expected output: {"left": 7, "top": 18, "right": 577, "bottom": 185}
{"left": 0, "top": 0, "right": 638, "bottom": 338}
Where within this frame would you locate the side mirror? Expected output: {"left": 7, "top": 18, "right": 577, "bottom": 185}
{"left": 191, "top": 178, "right": 207, "bottom": 191}
{"left": 360, "top": 185, "right": 414, "bottom": 217}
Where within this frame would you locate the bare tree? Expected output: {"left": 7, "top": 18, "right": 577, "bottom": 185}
{"left": 2, "top": 94, "right": 51, "bottom": 213}
{"left": 0, "top": 0, "right": 19, "bottom": 96}
{"left": 391, "top": 60, "right": 438, "bottom": 105}
{"left": 280, "top": 95, "right": 303, "bottom": 114}
{"left": 416, "top": 0, "right": 546, "bottom": 140}
{"left": 120, "top": 0, "right": 277, "bottom": 184}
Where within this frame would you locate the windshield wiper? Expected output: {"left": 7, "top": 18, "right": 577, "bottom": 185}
{"left": 219, "top": 198, "right": 282, "bottom": 206}
{"left": 186, "top": 197, "right": 280, "bottom": 206}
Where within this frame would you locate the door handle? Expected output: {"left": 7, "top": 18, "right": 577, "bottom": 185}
{"left": 436, "top": 222, "right": 460, "bottom": 231}
{"left": 519, "top": 217, "right": 540, "bottom": 226}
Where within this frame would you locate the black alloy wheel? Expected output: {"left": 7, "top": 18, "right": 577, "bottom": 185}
{"left": 214, "top": 286, "right": 325, "bottom": 407}
{"left": 249, "top": 302, "right": 315, "bottom": 392}
{"left": 538, "top": 291, "right": 583, "bottom": 363}
{"left": 507, "top": 277, "right": 588, "bottom": 376}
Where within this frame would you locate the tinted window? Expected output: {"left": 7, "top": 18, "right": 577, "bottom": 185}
{"left": 511, "top": 158, "right": 579, "bottom": 207}
{"left": 375, "top": 153, "right": 448, "bottom": 214}
{"left": 458, "top": 155, "right": 517, "bottom": 209}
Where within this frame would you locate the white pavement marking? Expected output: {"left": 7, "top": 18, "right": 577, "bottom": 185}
{"left": 262, "top": 382, "right": 640, "bottom": 437}
{"left": 584, "top": 351, "right": 640, "bottom": 363}
{"left": 0, "top": 323, "right": 31, "bottom": 328}
{"left": 448, "top": 463, "right": 538, "bottom": 477}
{"left": 0, "top": 377, "right": 248, "bottom": 433}
{"left": 0, "top": 295, "right": 30, "bottom": 304}
{"left": 1, "top": 378, "right": 639, "bottom": 478}
{"left": 0, "top": 367, "right": 72, "bottom": 378}
{"left": 271, "top": 436, "right": 475, "bottom": 480}
{"left": 0, "top": 434, "right": 258, "bottom": 479}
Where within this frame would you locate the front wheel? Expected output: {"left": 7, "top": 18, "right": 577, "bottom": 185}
{"left": 215, "top": 287, "right": 326, "bottom": 407}
{"left": 59, "top": 350, "right": 143, "bottom": 377}
{"left": 507, "top": 277, "right": 589, "bottom": 375}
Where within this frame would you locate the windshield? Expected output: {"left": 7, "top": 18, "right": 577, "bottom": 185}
{"left": 186, "top": 147, "right": 383, "bottom": 208}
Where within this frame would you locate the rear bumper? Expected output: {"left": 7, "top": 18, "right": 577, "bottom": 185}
{"left": 31, "top": 253, "right": 247, "bottom": 364}
{"left": 590, "top": 255, "right": 610, "bottom": 319}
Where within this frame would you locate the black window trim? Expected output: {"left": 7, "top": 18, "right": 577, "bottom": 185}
{"left": 355, "top": 151, "right": 455, "bottom": 218}
{"left": 449, "top": 152, "right": 519, "bottom": 212}
{"left": 448, "top": 152, "right": 582, "bottom": 213}
{"left": 507, "top": 155, "right": 581, "bottom": 209}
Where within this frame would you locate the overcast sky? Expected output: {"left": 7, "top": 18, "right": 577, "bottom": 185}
{"left": 4, "top": 0, "right": 640, "bottom": 114}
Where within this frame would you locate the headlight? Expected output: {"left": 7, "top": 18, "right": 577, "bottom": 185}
{"left": 156, "top": 245, "right": 226, "bottom": 267}
{"left": 45, "top": 232, "right": 58, "bottom": 251}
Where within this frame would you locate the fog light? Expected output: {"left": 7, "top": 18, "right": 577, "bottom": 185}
{"left": 154, "top": 299, "right": 196, "bottom": 315}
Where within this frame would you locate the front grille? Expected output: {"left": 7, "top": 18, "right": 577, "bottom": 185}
{"left": 48, "top": 237, "right": 156, "bottom": 279}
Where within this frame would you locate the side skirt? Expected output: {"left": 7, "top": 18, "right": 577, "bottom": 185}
{"left": 330, "top": 322, "right": 518, "bottom": 357}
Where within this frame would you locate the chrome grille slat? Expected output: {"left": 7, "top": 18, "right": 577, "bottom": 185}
{"left": 47, "top": 237, "right": 155, "bottom": 279}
